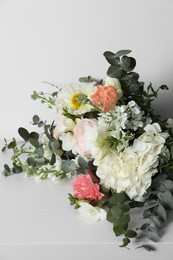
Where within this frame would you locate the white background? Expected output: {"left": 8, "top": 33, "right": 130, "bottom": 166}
{"left": 0, "top": 1, "right": 173, "bottom": 259}
{"left": 0, "top": 0, "right": 173, "bottom": 138}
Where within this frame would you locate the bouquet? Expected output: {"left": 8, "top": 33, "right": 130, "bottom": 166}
{"left": 2, "top": 49, "right": 173, "bottom": 251}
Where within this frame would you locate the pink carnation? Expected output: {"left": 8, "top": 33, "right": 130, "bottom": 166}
{"left": 71, "top": 174, "right": 104, "bottom": 201}
{"left": 90, "top": 85, "right": 119, "bottom": 112}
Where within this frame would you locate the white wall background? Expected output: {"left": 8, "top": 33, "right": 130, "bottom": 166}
{"left": 0, "top": 0, "right": 173, "bottom": 138}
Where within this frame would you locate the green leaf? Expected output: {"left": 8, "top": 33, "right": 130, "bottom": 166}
{"left": 27, "top": 157, "right": 36, "bottom": 166}
{"left": 107, "top": 66, "right": 125, "bottom": 79}
{"left": 79, "top": 76, "right": 92, "bottom": 83}
{"left": 4, "top": 164, "right": 11, "bottom": 173}
{"left": 61, "top": 160, "right": 76, "bottom": 175}
{"left": 78, "top": 157, "right": 88, "bottom": 169}
{"left": 109, "top": 192, "right": 126, "bottom": 204}
{"left": 7, "top": 140, "right": 16, "bottom": 149}
{"left": 12, "top": 164, "right": 23, "bottom": 174}
{"left": 115, "top": 49, "right": 131, "bottom": 57}
{"left": 163, "top": 180, "right": 173, "bottom": 192}
{"left": 120, "top": 237, "right": 130, "bottom": 247}
{"left": 18, "top": 127, "right": 30, "bottom": 141}
{"left": 119, "top": 214, "right": 130, "bottom": 228}
{"left": 138, "top": 223, "right": 150, "bottom": 230}
{"left": 49, "top": 140, "right": 60, "bottom": 153}
{"left": 111, "top": 205, "right": 124, "bottom": 218}
{"left": 160, "top": 190, "right": 173, "bottom": 209}
{"left": 113, "top": 224, "right": 125, "bottom": 236}
{"left": 2, "top": 146, "right": 6, "bottom": 152}
{"left": 152, "top": 174, "right": 167, "bottom": 189}
{"left": 120, "top": 56, "right": 131, "bottom": 70}
{"left": 35, "top": 147, "right": 44, "bottom": 157}
{"left": 160, "top": 85, "right": 168, "bottom": 90}
{"left": 119, "top": 204, "right": 130, "bottom": 212}
{"left": 107, "top": 210, "right": 119, "bottom": 224}
{"left": 129, "top": 83, "right": 141, "bottom": 94}
{"left": 29, "top": 138, "right": 40, "bottom": 148}
{"left": 155, "top": 204, "right": 167, "bottom": 222}
{"left": 103, "top": 51, "right": 116, "bottom": 59}
{"left": 32, "top": 115, "right": 40, "bottom": 124}
{"left": 151, "top": 215, "right": 162, "bottom": 229}
{"left": 125, "top": 230, "right": 137, "bottom": 238}
{"left": 50, "top": 153, "right": 56, "bottom": 165}
{"left": 29, "top": 132, "right": 39, "bottom": 140}
{"left": 123, "top": 57, "right": 136, "bottom": 71}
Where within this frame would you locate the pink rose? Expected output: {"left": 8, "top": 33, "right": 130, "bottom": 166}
{"left": 71, "top": 174, "right": 104, "bottom": 201}
{"left": 73, "top": 118, "right": 98, "bottom": 158}
{"left": 90, "top": 85, "right": 119, "bottom": 112}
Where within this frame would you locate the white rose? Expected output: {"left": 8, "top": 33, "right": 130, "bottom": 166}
{"left": 78, "top": 202, "right": 107, "bottom": 224}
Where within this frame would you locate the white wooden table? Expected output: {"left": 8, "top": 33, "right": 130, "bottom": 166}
{"left": 0, "top": 140, "right": 173, "bottom": 260}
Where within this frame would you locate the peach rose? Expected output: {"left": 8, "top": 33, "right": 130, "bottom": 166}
{"left": 71, "top": 174, "right": 104, "bottom": 201}
{"left": 90, "top": 85, "right": 119, "bottom": 112}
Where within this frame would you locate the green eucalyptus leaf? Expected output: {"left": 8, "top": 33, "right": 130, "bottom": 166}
{"left": 115, "top": 49, "right": 131, "bottom": 57}
{"left": 155, "top": 204, "right": 167, "bottom": 222}
{"left": 113, "top": 224, "right": 125, "bottom": 236}
{"left": 61, "top": 160, "right": 76, "bottom": 175}
{"left": 4, "top": 164, "right": 11, "bottom": 173}
{"left": 35, "top": 147, "right": 44, "bottom": 157}
{"left": 119, "top": 204, "right": 130, "bottom": 212}
{"left": 79, "top": 76, "right": 92, "bottom": 83}
{"left": 129, "top": 83, "right": 141, "bottom": 94}
{"left": 2, "top": 146, "right": 6, "bottom": 152}
{"left": 120, "top": 56, "right": 131, "bottom": 70}
{"left": 103, "top": 51, "right": 116, "bottom": 59}
{"left": 12, "top": 163, "right": 23, "bottom": 174}
{"left": 109, "top": 192, "right": 126, "bottom": 204}
{"left": 33, "top": 115, "right": 40, "bottom": 124}
{"left": 29, "top": 132, "right": 39, "bottom": 140}
{"left": 27, "top": 157, "right": 36, "bottom": 166}
{"left": 125, "top": 229, "right": 137, "bottom": 238}
{"left": 49, "top": 140, "right": 60, "bottom": 153}
{"left": 162, "top": 180, "right": 173, "bottom": 192}
{"left": 119, "top": 214, "right": 130, "bottom": 229}
{"left": 18, "top": 127, "right": 30, "bottom": 141}
{"left": 50, "top": 153, "right": 56, "bottom": 165}
{"left": 160, "top": 190, "right": 173, "bottom": 209}
{"left": 121, "top": 56, "right": 136, "bottom": 71}
{"left": 8, "top": 140, "right": 16, "bottom": 149}
{"left": 111, "top": 205, "right": 124, "bottom": 218}
{"left": 78, "top": 157, "right": 88, "bottom": 169}
{"left": 107, "top": 66, "right": 125, "bottom": 79}
{"left": 29, "top": 138, "right": 40, "bottom": 148}
{"left": 151, "top": 216, "right": 162, "bottom": 229}
{"left": 107, "top": 210, "right": 119, "bottom": 224}
{"left": 120, "top": 237, "right": 130, "bottom": 247}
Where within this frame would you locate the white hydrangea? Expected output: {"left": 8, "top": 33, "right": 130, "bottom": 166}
{"left": 77, "top": 202, "right": 107, "bottom": 224}
{"left": 95, "top": 123, "right": 168, "bottom": 201}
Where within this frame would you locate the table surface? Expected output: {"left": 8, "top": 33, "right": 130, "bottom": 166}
{"left": 0, "top": 140, "right": 173, "bottom": 260}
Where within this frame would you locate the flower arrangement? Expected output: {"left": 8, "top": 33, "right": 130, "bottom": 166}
{"left": 2, "top": 49, "right": 173, "bottom": 251}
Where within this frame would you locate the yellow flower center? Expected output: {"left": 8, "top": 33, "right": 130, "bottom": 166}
{"left": 71, "top": 93, "right": 81, "bottom": 108}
